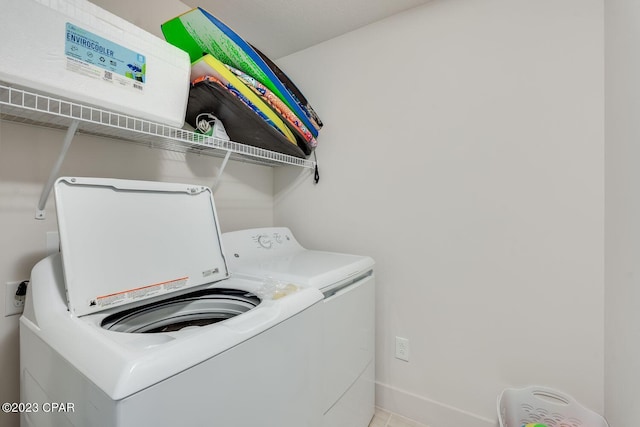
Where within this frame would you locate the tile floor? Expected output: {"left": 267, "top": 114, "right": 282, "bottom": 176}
{"left": 369, "top": 407, "right": 428, "bottom": 427}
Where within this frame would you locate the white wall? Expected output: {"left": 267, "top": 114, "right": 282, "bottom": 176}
{"left": 604, "top": 1, "right": 640, "bottom": 426}
{"left": 90, "top": 0, "right": 191, "bottom": 39}
{"left": 0, "top": 3, "right": 275, "bottom": 426}
{"left": 275, "top": 0, "right": 605, "bottom": 425}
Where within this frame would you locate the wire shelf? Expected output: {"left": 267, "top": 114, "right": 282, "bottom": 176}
{"left": 0, "top": 82, "right": 316, "bottom": 169}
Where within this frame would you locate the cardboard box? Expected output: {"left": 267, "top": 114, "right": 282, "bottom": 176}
{"left": 0, "top": 0, "right": 190, "bottom": 127}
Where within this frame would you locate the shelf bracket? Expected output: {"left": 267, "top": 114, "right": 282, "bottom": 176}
{"left": 35, "top": 120, "right": 80, "bottom": 220}
{"left": 212, "top": 150, "right": 231, "bottom": 193}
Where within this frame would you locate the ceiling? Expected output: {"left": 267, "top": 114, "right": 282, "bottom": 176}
{"left": 90, "top": 0, "right": 432, "bottom": 59}
{"left": 182, "top": 0, "right": 433, "bottom": 58}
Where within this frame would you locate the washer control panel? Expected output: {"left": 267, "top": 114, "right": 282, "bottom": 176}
{"left": 223, "top": 227, "right": 302, "bottom": 261}
{"left": 252, "top": 231, "right": 291, "bottom": 250}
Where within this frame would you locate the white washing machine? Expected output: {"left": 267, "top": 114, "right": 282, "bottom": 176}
{"left": 20, "top": 178, "right": 324, "bottom": 427}
{"left": 222, "top": 228, "right": 375, "bottom": 427}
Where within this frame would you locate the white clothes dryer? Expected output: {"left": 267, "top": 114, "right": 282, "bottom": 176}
{"left": 222, "top": 228, "right": 375, "bottom": 427}
{"left": 20, "top": 178, "right": 324, "bottom": 427}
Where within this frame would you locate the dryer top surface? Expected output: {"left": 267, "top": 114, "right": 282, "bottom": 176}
{"left": 222, "top": 227, "right": 374, "bottom": 290}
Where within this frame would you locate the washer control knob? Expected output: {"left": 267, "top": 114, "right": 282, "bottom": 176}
{"left": 257, "top": 234, "right": 272, "bottom": 249}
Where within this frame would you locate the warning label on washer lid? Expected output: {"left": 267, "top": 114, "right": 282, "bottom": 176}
{"left": 89, "top": 277, "right": 188, "bottom": 309}
{"left": 64, "top": 23, "right": 146, "bottom": 92}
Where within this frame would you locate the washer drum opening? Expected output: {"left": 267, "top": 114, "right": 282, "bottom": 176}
{"left": 101, "top": 289, "right": 261, "bottom": 333}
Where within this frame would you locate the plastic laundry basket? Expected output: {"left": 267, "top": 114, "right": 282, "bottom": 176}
{"left": 497, "top": 386, "right": 609, "bottom": 427}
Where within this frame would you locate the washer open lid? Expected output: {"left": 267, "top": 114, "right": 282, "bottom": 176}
{"left": 54, "top": 177, "right": 229, "bottom": 316}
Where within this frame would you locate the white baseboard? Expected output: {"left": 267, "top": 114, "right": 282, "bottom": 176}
{"left": 375, "top": 382, "right": 496, "bottom": 427}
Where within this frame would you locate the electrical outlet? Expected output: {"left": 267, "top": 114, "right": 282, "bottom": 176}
{"left": 5, "top": 281, "right": 25, "bottom": 317}
{"left": 395, "top": 336, "right": 410, "bottom": 362}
